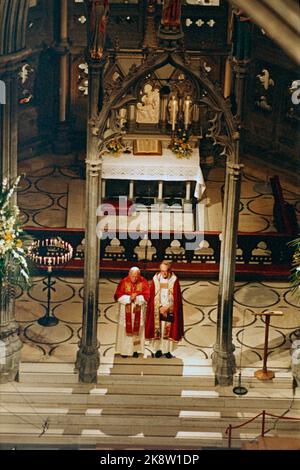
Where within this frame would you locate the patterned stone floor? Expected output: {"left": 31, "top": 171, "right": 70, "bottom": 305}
{"left": 17, "top": 153, "right": 300, "bottom": 232}
{"left": 16, "top": 276, "right": 299, "bottom": 370}
{"left": 15, "top": 153, "right": 300, "bottom": 371}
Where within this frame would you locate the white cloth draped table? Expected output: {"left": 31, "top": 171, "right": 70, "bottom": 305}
{"left": 102, "top": 148, "right": 206, "bottom": 198}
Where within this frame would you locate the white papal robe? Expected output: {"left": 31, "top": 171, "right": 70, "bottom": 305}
{"left": 115, "top": 294, "right": 147, "bottom": 356}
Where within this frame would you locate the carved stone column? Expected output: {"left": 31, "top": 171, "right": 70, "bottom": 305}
{"left": 212, "top": 159, "right": 244, "bottom": 386}
{"left": 127, "top": 104, "right": 136, "bottom": 132}
{"left": 212, "top": 7, "right": 251, "bottom": 386}
{"left": 159, "top": 93, "right": 169, "bottom": 132}
{"left": 192, "top": 104, "right": 200, "bottom": 135}
{"left": 223, "top": 58, "right": 232, "bottom": 99}
{"left": 76, "top": 157, "right": 102, "bottom": 383}
{"left": 53, "top": 0, "right": 72, "bottom": 154}
{"left": 76, "top": 57, "right": 104, "bottom": 383}
{"left": 233, "top": 60, "right": 249, "bottom": 121}
{"left": 143, "top": 1, "right": 158, "bottom": 50}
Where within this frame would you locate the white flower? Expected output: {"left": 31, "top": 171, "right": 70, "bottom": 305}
{"left": 20, "top": 269, "right": 29, "bottom": 280}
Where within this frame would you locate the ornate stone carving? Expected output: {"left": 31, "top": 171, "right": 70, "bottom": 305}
{"left": 136, "top": 83, "right": 160, "bottom": 124}
{"left": 86, "top": 0, "right": 109, "bottom": 61}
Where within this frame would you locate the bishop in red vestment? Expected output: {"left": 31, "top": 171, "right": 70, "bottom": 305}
{"left": 114, "top": 267, "right": 150, "bottom": 357}
{"left": 145, "top": 261, "right": 184, "bottom": 358}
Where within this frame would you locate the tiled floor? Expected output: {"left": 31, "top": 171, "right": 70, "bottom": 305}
{"left": 15, "top": 153, "right": 300, "bottom": 370}
{"left": 17, "top": 153, "right": 300, "bottom": 232}
{"left": 16, "top": 276, "right": 299, "bottom": 370}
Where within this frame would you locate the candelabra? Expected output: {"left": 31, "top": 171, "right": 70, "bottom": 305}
{"left": 28, "top": 238, "right": 73, "bottom": 327}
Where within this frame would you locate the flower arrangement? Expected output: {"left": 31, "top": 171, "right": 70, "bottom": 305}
{"left": 0, "top": 176, "right": 30, "bottom": 289}
{"left": 171, "top": 129, "right": 193, "bottom": 159}
{"left": 289, "top": 237, "right": 300, "bottom": 302}
{"left": 105, "top": 139, "right": 124, "bottom": 156}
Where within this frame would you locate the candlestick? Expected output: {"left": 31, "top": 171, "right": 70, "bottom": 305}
{"left": 184, "top": 95, "right": 192, "bottom": 130}
{"left": 28, "top": 237, "right": 74, "bottom": 328}
{"left": 169, "top": 96, "right": 178, "bottom": 132}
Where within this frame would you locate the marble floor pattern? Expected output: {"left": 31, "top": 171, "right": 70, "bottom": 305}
{"left": 17, "top": 153, "right": 300, "bottom": 232}
{"left": 16, "top": 276, "right": 299, "bottom": 371}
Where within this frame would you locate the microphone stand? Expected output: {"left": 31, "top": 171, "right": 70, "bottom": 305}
{"left": 233, "top": 308, "right": 248, "bottom": 396}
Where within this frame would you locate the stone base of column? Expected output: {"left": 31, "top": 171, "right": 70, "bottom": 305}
{"left": 158, "top": 26, "right": 184, "bottom": 50}
{"left": 53, "top": 121, "right": 72, "bottom": 155}
{"left": 212, "top": 343, "right": 236, "bottom": 386}
{"left": 0, "top": 326, "right": 23, "bottom": 384}
{"left": 75, "top": 344, "right": 100, "bottom": 383}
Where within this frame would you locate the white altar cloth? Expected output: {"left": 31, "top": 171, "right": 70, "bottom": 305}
{"left": 102, "top": 148, "right": 206, "bottom": 198}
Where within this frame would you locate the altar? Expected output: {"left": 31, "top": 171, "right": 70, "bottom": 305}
{"left": 101, "top": 147, "right": 206, "bottom": 203}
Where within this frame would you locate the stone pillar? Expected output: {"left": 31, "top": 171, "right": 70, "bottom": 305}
{"left": 76, "top": 159, "right": 101, "bottom": 383}
{"left": 185, "top": 181, "right": 191, "bottom": 203}
{"left": 212, "top": 8, "right": 251, "bottom": 386}
{"left": 143, "top": 0, "right": 158, "bottom": 50}
{"left": 233, "top": 61, "right": 249, "bottom": 121}
{"left": 0, "top": 71, "right": 18, "bottom": 179}
{"left": 224, "top": 58, "right": 232, "bottom": 99}
{"left": 53, "top": 0, "right": 72, "bottom": 154}
{"left": 212, "top": 159, "right": 244, "bottom": 385}
{"left": 192, "top": 104, "right": 200, "bottom": 135}
{"left": 129, "top": 181, "right": 134, "bottom": 201}
{"left": 0, "top": 62, "right": 24, "bottom": 383}
{"left": 76, "top": 59, "right": 104, "bottom": 383}
{"left": 157, "top": 181, "right": 164, "bottom": 202}
{"left": 127, "top": 104, "right": 136, "bottom": 132}
{"left": 159, "top": 94, "right": 168, "bottom": 133}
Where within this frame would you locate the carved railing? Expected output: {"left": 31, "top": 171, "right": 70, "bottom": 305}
{"left": 23, "top": 175, "right": 296, "bottom": 277}
{"left": 23, "top": 227, "right": 293, "bottom": 277}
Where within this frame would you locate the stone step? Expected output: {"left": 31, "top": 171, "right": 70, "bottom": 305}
{"left": 1, "top": 403, "right": 298, "bottom": 418}
{"left": 19, "top": 362, "right": 293, "bottom": 388}
{"left": 1, "top": 410, "right": 299, "bottom": 431}
{"left": 3, "top": 362, "right": 297, "bottom": 449}
{"left": 1, "top": 381, "right": 298, "bottom": 397}
{"left": 0, "top": 427, "right": 298, "bottom": 449}
{"left": 19, "top": 372, "right": 294, "bottom": 390}
{"left": 0, "top": 389, "right": 298, "bottom": 411}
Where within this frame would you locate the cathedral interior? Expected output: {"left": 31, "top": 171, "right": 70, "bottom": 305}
{"left": 0, "top": 0, "right": 300, "bottom": 451}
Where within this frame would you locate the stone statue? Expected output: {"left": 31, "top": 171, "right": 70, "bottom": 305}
{"left": 136, "top": 84, "right": 160, "bottom": 124}
{"left": 161, "top": 0, "right": 182, "bottom": 27}
{"left": 87, "top": 0, "right": 109, "bottom": 60}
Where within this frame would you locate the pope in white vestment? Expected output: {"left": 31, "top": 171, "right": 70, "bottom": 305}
{"left": 114, "top": 267, "right": 150, "bottom": 358}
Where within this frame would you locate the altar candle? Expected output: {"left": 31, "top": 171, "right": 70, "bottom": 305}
{"left": 184, "top": 96, "right": 191, "bottom": 130}
{"left": 171, "top": 96, "right": 177, "bottom": 131}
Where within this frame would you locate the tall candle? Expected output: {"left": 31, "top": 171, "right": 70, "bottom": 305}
{"left": 170, "top": 96, "right": 178, "bottom": 131}
{"left": 184, "top": 96, "right": 192, "bottom": 130}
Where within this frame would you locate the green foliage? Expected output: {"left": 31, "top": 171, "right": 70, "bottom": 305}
{"left": 289, "top": 236, "right": 300, "bottom": 302}
{"left": 0, "top": 176, "right": 31, "bottom": 290}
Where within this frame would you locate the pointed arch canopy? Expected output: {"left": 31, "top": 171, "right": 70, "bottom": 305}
{"left": 94, "top": 51, "right": 238, "bottom": 161}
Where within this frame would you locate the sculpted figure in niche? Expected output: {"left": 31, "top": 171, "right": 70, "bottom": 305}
{"left": 162, "top": 0, "right": 182, "bottom": 27}
{"left": 87, "top": 0, "right": 109, "bottom": 60}
{"left": 136, "top": 84, "right": 160, "bottom": 124}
